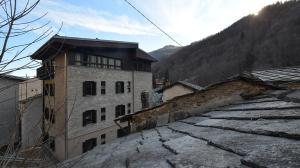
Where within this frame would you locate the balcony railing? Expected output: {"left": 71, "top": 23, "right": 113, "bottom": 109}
{"left": 37, "top": 66, "right": 54, "bottom": 80}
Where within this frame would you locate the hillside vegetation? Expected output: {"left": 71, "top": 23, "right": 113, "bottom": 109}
{"left": 153, "top": 1, "right": 300, "bottom": 86}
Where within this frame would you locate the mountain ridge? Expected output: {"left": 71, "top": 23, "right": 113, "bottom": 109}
{"left": 152, "top": 0, "right": 300, "bottom": 86}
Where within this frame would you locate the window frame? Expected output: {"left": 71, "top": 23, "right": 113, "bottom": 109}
{"left": 82, "top": 138, "right": 97, "bottom": 153}
{"left": 101, "top": 81, "right": 106, "bottom": 95}
{"left": 115, "top": 81, "right": 124, "bottom": 94}
{"left": 115, "top": 105, "right": 125, "bottom": 118}
{"left": 82, "top": 110, "right": 97, "bottom": 126}
{"left": 70, "top": 52, "right": 122, "bottom": 70}
{"left": 127, "top": 103, "right": 131, "bottom": 114}
{"left": 83, "top": 81, "right": 97, "bottom": 96}
{"left": 100, "top": 134, "right": 106, "bottom": 145}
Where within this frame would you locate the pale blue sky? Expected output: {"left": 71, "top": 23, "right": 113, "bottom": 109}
{"left": 3, "top": 0, "right": 286, "bottom": 77}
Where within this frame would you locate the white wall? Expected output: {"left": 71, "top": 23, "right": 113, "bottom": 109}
{"left": 162, "top": 84, "right": 194, "bottom": 102}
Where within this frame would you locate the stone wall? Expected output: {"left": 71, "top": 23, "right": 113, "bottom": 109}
{"left": 66, "top": 65, "right": 152, "bottom": 158}
{"left": 128, "top": 79, "right": 271, "bottom": 132}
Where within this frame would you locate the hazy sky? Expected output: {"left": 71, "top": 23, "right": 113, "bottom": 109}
{"left": 5, "top": 0, "right": 286, "bottom": 77}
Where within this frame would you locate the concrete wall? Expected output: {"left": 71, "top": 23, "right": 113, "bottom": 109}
{"left": 162, "top": 84, "right": 194, "bottom": 102}
{"left": 129, "top": 79, "right": 270, "bottom": 132}
{"left": 0, "top": 78, "right": 20, "bottom": 145}
{"left": 66, "top": 65, "right": 152, "bottom": 158}
{"left": 19, "top": 79, "right": 42, "bottom": 101}
{"left": 20, "top": 96, "right": 43, "bottom": 148}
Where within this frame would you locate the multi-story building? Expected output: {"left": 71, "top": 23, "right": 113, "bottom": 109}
{"left": 31, "top": 35, "right": 156, "bottom": 160}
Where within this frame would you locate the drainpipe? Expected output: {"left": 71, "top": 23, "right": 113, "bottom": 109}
{"left": 64, "top": 52, "right": 68, "bottom": 159}
{"left": 132, "top": 70, "right": 135, "bottom": 113}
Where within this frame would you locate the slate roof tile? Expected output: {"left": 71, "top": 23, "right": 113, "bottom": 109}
{"left": 56, "top": 89, "right": 300, "bottom": 168}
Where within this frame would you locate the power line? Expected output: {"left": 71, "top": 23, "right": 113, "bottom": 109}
{"left": 123, "top": 0, "right": 182, "bottom": 46}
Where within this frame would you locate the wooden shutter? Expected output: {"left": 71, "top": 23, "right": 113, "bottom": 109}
{"left": 92, "top": 82, "right": 97, "bottom": 95}
{"left": 82, "top": 111, "right": 87, "bottom": 126}
{"left": 121, "top": 82, "right": 124, "bottom": 93}
{"left": 92, "top": 110, "right": 97, "bottom": 123}
{"left": 121, "top": 105, "right": 125, "bottom": 115}
{"left": 83, "top": 81, "right": 87, "bottom": 96}
{"left": 115, "top": 82, "right": 118, "bottom": 94}
{"left": 115, "top": 106, "right": 119, "bottom": 118}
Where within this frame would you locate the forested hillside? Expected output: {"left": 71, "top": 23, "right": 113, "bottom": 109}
{"left": 153, "top": 0, "right": 300, "bottom": 86}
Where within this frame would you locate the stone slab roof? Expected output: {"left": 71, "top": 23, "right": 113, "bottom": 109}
{"left": 55, "top": 89, "right": 300, "bottom": 168}
{"left": 246, "top": 66, "right": 300, "bottom": 83}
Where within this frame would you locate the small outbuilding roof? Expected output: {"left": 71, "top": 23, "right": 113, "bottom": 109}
{"left": 160, "top": 81, "right": 203, "bottom": 93}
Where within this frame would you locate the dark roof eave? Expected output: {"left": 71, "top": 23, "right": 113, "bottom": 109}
{"left": 31, "top": 35, "right": 141, "bottom": 60}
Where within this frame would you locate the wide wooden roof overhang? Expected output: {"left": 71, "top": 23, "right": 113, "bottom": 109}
{"left": 31, "top": 35, "right": 145, "bottom": 61}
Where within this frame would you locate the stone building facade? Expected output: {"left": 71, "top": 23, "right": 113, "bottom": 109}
{"left": 32, "top": 35, "right": 156, "bottom": 160}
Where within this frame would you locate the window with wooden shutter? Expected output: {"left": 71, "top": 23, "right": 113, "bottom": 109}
{"left": 83, "top": 81, "right": 97, "bottom": 96}
{"left": 115, "top": 81, "right": 124, "bottom": 94}
{"left": 115, "top": 105, "right": 125, "bottom": 118}
{"left": 82, "top": 138, "right": 97, "bottom": 153}
{"left": 82, "top": 110, "right": 97, "bottom": 126}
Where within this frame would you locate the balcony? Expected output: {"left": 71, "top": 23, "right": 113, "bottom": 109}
{"left": 37, "top": 66, "right": 54, "bottom": 80}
